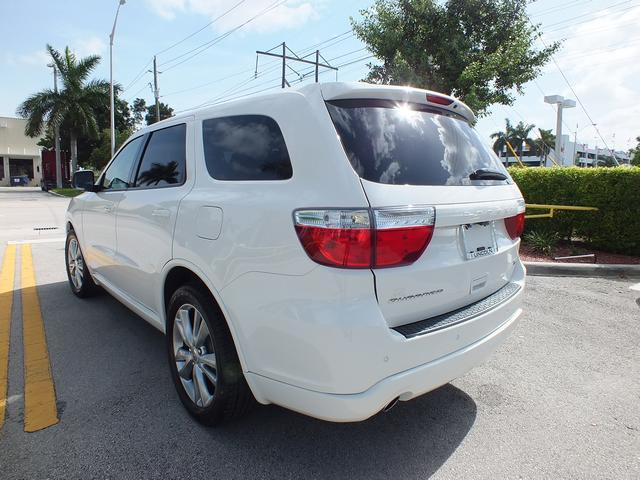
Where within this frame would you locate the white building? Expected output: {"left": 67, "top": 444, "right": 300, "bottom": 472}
{"left": 498, "top": 133, "right": 631, "bottom": 167}
{"left": 0, "top": 116, "right": 43, "bottom": 187}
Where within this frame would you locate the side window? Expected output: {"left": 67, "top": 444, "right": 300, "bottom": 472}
{"left": 202, "top": 115, "right": 292, "bottom": 181}
{"left": 102, "top": 136, "right": 144, "bottom": 190}
{"left": 134, "top": 124, "right": 186, "bottom": 188}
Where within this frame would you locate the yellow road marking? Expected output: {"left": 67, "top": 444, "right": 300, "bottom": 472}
{"left": 21, "top": 244, "right": 59, "bottom": 432}
{"left": 0, "top": 245, "right": 17, "bottom": 429}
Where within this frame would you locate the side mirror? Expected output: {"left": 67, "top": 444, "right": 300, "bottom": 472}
{"left": 72, "top": 170, "right": 96, "bottom": 191}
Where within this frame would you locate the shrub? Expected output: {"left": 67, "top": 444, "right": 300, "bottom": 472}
{"left": 522, "top": 231, "right": 559, "bottom": 256}
{"left": 508, "top": 166, "right": 640, "bottom": 255}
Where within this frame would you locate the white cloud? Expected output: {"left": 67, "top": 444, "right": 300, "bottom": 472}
{"left": 4, "top": 50, "right": 50, "bottom": 67}
{"left": 72, "top": 36, "right": 107, "bottom": 58}
{"left": 543, "top": 6, "right": 640, "bottom": 150}
{"left": 146, "top": 0, "right": 319, "bottom": 33}
{"left": 478, "top": 5, "right": 640, "bottom": 151}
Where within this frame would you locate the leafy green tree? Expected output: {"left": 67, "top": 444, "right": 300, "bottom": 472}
{"left": 131, "top": 98, "right": 174, "bottom": 126}
{"left": 351, "top": 0, "right": 561, "bottom": 115}
{"left": 17, "top": 45, "right": 110, "bottom": 172}
{"left": 87, "top": 127, "right": 134, "bottom": 172}
{"left": 132, "top": 98, "right": 147, "bottom": 128}
{"left": 630, "top": 136, "right": 640, "bottom": 167}
{"left": 145, "top": 101, "right": 174, "bottom": 125}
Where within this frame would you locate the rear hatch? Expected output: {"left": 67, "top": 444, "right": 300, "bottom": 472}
{"left": 323, "top": 86, "right": 524, "bottom": 328}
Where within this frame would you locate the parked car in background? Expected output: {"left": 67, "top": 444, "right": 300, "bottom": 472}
{"left": 64, "top": 82, "right": 526, "bottom": 425}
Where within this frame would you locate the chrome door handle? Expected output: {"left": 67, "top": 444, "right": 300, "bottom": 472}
{"left": 151, "top": 208, "right": 171, "bottom": 218}
{"left": 103, "top": 204, "right": 114, "bottom": 213}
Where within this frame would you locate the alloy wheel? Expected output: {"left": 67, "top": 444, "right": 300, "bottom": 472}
{"left": 172, "top": 304, "right": 218, "bottom": 408}
{"left": 67, "top": 238, "right": 84, "bottom": 290}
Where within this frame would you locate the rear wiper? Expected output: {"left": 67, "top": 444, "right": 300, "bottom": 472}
{"left": 469, "top": 169, "right": 507, "bottom": 181}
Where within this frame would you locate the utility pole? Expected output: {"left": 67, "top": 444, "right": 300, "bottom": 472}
{"left": 47, "top": 64, "right": 63, "bottom": 188}
{"left": 256, "top": 42, "right": 338, "bottom": 90}
{"left": 281, "top": 43, "right": 286, "bottom": 89}
{"left": 544, "top": 95, "right": 576, "bottom": 165}
{"left": 153, "top": 56, "right": 160, "bottom": 123}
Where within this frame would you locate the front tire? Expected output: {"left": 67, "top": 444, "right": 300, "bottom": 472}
{"left": 65, "top": 231, "right": 98, "bottom": 298}
{"left": 167, "top": 285, "right": 253, "bottom": 426}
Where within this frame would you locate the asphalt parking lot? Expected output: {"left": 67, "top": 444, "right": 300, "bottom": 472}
{"left": 1, "top": 188, "right": 639, "bottom": 479}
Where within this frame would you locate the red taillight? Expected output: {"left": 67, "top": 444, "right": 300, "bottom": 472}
{"left": 294, "top": 226, "right": 372, "bottom": 268}
{"left": 426, "top": 94, "right": 454, "bottom": 106}
{"left": 504, "top": 212, "right": 525, "bottom": 239}
{"left": 294, "top": 207, "right": 435, "bottom": 269}
{"left": 375, "top": 226, "right": 434, "bottom": 267}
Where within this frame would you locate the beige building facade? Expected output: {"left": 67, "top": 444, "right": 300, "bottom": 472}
{"left": 0, "top": 116, "right": 43, "bottom": 187}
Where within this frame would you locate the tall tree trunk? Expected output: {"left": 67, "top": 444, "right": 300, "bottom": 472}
{"left": 70, "top": 131, "right": 78, "bottom": 174}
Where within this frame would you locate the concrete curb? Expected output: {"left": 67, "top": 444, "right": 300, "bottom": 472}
{"left": 524, "top": 261, "right": 640, "bottom": 279}
{"left": 45, "top": 190, "right": 66, "bottom": 198}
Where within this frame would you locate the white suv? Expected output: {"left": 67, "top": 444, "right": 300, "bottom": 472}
{"left": 66, "top": 82, "right": 525, "bottom": 425}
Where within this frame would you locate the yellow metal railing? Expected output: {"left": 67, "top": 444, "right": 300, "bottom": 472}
{"left": 525, "top": 203, "right": 599, "bottom": 219}
{"left": 505, "top": 140, "right": 525, "bottom": 167}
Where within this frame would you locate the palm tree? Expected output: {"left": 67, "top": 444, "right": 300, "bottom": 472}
{"left": 17, "top": 45, "right": 109, "bottom": 173}
{"left": 535, "top": 128, "right": 555, "bottom": 166}
{"left": 510, "top": 121, "right": 536, "bottom": 158}
{"left": 490, "top": 119, "right": 516, "bottom": 162}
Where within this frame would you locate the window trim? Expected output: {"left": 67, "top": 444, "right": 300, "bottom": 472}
{"left": 98, "top": 134, "right": 146, "bottom": 192}
{"left": 129, "top": 123, "right": 188, "bottom": 190}
{"left": 201, "top": 114, "right": 293, "bottom": 182}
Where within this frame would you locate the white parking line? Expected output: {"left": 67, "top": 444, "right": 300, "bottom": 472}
{"left": 7, "top": 238, "right": 66, "bottom": 245}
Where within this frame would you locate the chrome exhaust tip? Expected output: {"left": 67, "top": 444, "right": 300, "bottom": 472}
{"left": 383, "top": 397, "right": 400, "bottom": 412}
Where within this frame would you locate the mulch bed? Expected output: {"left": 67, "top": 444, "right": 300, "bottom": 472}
{"left": 520, "top": 242, "right": 640, "bottom": 265}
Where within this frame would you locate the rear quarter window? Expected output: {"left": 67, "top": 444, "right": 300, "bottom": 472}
{"left": 202, "top": 115, "right": 292, "bottom": 181}
{"left": 326, "top": 99, "right": 511, "bottom": 186}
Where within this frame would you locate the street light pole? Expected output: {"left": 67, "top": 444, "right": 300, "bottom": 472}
{"left": 47, "top": 63, "right": 63, "bottom": 188}
{"left": 109, "top": 0, "right": 126, "bottom": 159}
{"left": 544, "top": 95, "right": 576, "bottom": 165}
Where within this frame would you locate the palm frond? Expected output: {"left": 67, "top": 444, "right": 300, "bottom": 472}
{"left": 16, "top": 89, "right": 60, "bottom": 137}
{"left": 75, "top": 55, "right": 102, "bottom": 83}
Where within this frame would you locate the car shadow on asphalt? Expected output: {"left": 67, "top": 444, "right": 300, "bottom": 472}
{"left": 18, "top": 280, "right": 478, "bottom": 479}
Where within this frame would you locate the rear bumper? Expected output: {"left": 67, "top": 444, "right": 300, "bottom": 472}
{"left": 247, "top": 303, "right": 521, "bottom": 422}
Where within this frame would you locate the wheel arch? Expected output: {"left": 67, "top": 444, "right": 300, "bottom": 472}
{"left": 161, "top": 261, "right": 250, "bottom": 374}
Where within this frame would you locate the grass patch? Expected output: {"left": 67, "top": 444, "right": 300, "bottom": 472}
{"left": 51, "top": 188, "right": 83, "bottom": 197}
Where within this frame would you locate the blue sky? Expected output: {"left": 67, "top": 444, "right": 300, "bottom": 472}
{"left": 2, "top": 0, "right": 638, "bottom": 151}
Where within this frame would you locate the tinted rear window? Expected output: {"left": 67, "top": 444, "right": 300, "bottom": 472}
{"left": 326, "top": 99, "right": 511, "bottom": 186}
{"left": 202, "top": 115, "right": 292, "bottom": 181}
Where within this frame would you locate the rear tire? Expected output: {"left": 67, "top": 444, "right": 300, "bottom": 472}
{"left": 65, "top": 231, "right": 98, "bottom": 298}
{"left": 166, "top": 284, "right": 253, "bottom": 426}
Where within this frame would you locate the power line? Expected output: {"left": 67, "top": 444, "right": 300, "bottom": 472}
{"left": 161, "top": 69, "right": 254, "bottom": 97}
{"left": 122, "top": 59, "right": 152, "bottom": 92}
{"left": 529, "top": 18, "right": 615, "bottom": 157}
{"left": 543, "top": 0, "right": 637, "bottom": 29}
{"left": 154, "top": 0, "right": 248, "bottom": 56}
{"left": 180, "top": 50, "right": 374, "bottom": 112}
{"left": 529, "top": 0, "right": 592, "bottom": 18}
{"left": 176, "top": 34, "right": 362, "bottom": 108}
{"left": 544, "top": 16, "right": 640, "bottom": 43}
{"left": 159, "top": 0, "right": 288, "bottom": 71}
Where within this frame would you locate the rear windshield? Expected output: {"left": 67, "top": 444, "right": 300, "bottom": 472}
{"left": 326, "top": 99, "right": 511, "bottom": 186}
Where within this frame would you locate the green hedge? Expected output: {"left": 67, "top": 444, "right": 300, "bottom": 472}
{"left": 508, "top": 166, "right": 640, "bottom": 255}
